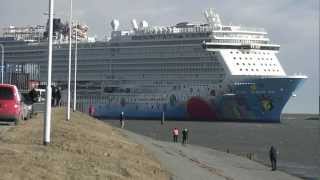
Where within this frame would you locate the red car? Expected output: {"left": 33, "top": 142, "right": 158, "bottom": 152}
{"left": 0, "top": 84, "right": 24, "bottom": 125}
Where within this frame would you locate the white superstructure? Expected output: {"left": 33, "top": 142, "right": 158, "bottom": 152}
{"left": 0, "top": 8, "right": 306, "bottom": 121}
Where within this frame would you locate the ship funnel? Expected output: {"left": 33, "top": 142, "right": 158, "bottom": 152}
{"left": 204, "top": 8, "right": 222, "bottom": 27}
{"left": 131, "top": 19, "right": 139, "bottom": 30}
{"left": 140, "top": 20, "right": 149, "bottom": 29}
{"left": 111, "top": 19, "right": 120, "bottom": 31}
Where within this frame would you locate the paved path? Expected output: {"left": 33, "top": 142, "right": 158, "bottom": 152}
{"left": 104, "top": 118, "right": 319, "bottom": 179}
{"left": 121, "top": 129, "right": 301, "bottom": 180}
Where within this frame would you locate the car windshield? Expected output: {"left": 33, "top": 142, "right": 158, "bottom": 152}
{"left": 0, "top": 87, "right": 14, "bottom": 100}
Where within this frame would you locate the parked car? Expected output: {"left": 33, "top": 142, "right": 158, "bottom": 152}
{"left": 0, "top": 84, "right": 25, "bottom": 125}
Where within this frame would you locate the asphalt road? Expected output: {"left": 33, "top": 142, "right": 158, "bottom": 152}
{"left": 103, "top": 116, "right": 320, "bottom": 180}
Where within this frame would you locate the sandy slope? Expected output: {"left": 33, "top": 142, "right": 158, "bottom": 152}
{"left": 0, "top": 108, "right": 170, "bottom": 180}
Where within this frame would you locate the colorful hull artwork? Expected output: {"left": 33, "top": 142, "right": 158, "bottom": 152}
{"left": 94, "top": 76, "right": 305, "bottom": 122}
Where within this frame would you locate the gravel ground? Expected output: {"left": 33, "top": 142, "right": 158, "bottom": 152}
{"left": 121, "top": 128, "right": 302, "bottom": 180}
{"left": 103, "top": 115, "right": 320, "bottom": 179}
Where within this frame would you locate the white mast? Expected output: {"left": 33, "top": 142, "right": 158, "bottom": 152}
{"left": 44, "top": 0, "right": 54, "bottom": 145}
{"left": 73, "top": 20, "right": 78, "bottom": 112}
{"left": 67, "top": 0, "right": 72, "bottom": 120}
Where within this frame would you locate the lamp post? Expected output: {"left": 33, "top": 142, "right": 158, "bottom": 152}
{"left": 44, "top": 0, "right": 54, "bottom": 145}
{"left": 67, "top": 0, "right": 72, "bottom": 120}
{"left": 73, "top": 20, "right": 78, "bottom": 112}
{"left": 0, "top": 44, "right": 4, "bottom": 83}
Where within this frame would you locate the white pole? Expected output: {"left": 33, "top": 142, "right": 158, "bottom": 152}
{"left": 73, "top": 20, "right": 78, "bottom": 112}
{"left": 0, "top": 44, "right": 4, "bottom": 84}
{"left": 67, "top": 0, "right": 72, "bottom": 121}
{"left": 44, "top": 0, "right": 54, "bottom": 146}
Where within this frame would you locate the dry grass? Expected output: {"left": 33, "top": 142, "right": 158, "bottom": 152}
{"left": 0, "top": 108, "right": 170, "bottom": 180}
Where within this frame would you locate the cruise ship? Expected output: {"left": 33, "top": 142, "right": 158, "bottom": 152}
{"left": 0, "top": 8, "right": 307, "bottom": 122}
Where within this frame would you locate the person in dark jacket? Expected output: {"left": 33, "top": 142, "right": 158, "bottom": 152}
{"left": 51, "top": 85, "right": 56, "bottom": 106}
{"left": 120, "top": 111, "right": 125, "bottom": 128}
{"left": 28, "top": 88, "right": 39, "bottom": 103}
{"left": 56, "top": 87, "right": 61, "bottom": 107}
{"left": 269, "top": 146, "right": 277, "bottom": 171}
{"left": 182, "top": 128, "right": 189, "bottom": 145}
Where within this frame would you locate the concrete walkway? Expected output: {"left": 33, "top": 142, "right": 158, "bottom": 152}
{"left": 121, "top": 129, "right": 301, "bottom": 180}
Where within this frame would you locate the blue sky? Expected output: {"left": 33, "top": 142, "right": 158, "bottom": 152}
{"left": 0, "top": 0, "right": 319, "bottom": 113}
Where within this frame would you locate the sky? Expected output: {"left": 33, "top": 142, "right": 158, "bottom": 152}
{"left": 0, "top": 0, "right": 319, "bottom": 113}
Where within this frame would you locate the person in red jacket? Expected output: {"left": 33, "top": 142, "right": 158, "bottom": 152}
{"left": 172, "top": 128, "right": 179, "bottom": 143}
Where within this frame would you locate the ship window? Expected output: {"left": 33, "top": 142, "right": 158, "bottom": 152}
{"left": 247, "top": 52, "right": 250, "bottom": 54}
{"left": 245, "top": 57, "right": 248, "bottom": 60}
{"left": 236, "top": 52, "right": 239, "bottom": 54}
{"left": 262, "top": 58, "right": 264, "bottom": 60}
{"left": 251, "top": 69, "right": 254, "bottom": 71}
{"left": 246, "top": 69, "right": 248, "bottom": 71}
{"left": 248, "top": 63, "right": 251, "bottom": 65}
{"left": 233, "top": 57, "right": 236, "bottom": 60}
{"left": 250, "top": 57, "right": 252, "bottom": 60}
{"left": 239, "top": 57, "right": 242, "bottom": 60}
{"left": 242, "top": 63, "right": 245, "bottom": 65}
{"left": 253, "top": 63, "right": 256, "bottom": 65}
{"left": 236, "top": 63, "right": 239, "bottom": 65}
{"left": 230, "top": 51, "right": 233, "bottom": 54}
{"left": 256, "top": 69, "right": 259, "bottom": 71}
{"left": 258, "top": 58, "right": 260, "bottom": 60}
{"left": 240, "top": 68, "right": 242, "bottom": 71}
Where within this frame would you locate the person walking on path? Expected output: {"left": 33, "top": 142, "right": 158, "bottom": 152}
{"left": 269, "top": 146, "right": 278, "bottom": 171}
{"left": 120, "top": 111, "right": 125, "bottom": 128}
{"left": 182, "top": 128, "right": 189, "bottom": 145}
{"left": 161, "top": 111, "right": 165, "bottom": 125}
{"left": 172, "top": 128, "right": 179, "bottom": 143}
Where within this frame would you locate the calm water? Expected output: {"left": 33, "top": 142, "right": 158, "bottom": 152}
{"left": 103, "top": 115, "right": 319, "bottom": 179}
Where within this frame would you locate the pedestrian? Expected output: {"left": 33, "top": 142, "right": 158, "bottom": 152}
{"left": 51, "top": 85, "right": 56, "bottom": 106}
{"left": 56, "top": 87, "right": 61, "bottom": 107}
{"left": 172, "top": 128, "right": 179, "bottom": 143}
{"left": 120, "top": 111, "right": 125, "bottom": 128}
{"left": 28, "top": 88, "right": 38, "bottom": 103}
{"left": 161, "top": 111, "right": 165, "bottom": 125}
{"left": 182, "top": 128, "right": 189, "bottom": 145}
{"left": 269, "top": 146, "right": 278, "bottom": 171}
{"left": 88, "top": 104, "right": 95, "bottom": 116}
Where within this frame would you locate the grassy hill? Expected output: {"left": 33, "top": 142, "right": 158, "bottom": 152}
{"left": 0, "top": 108, "right": 169, "bottom": 180}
